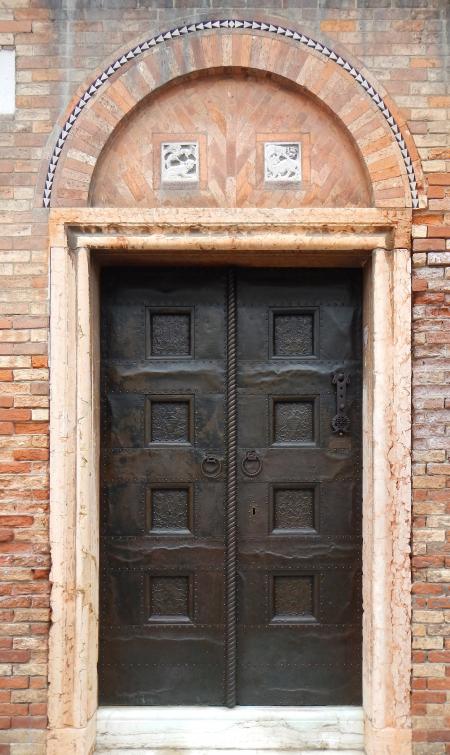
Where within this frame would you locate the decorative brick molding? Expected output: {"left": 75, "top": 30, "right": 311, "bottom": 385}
{"left": 42, "top": 19, "right": 422, "bottom": 210}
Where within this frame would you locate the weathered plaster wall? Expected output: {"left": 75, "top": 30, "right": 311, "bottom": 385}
{"left": 0, "top": 2, "right": 448, "bottom": 754}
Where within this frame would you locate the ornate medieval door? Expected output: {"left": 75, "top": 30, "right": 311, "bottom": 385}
{"left": 236, "top": 269, "right": 362, "bottom": 705}
{"left": 99, "top": 266, "right": 362, "bottom": 707}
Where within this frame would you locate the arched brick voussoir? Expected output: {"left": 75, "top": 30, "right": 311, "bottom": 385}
{"left": 49, "top": 29, "right": 421, "bottom": 209}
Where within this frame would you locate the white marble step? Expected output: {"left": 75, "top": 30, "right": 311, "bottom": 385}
{"left": 95, "top": 706, "right": 364, "bottom": 754}
{"left": 96, "top": 750, "right": 365, "bottom": 754}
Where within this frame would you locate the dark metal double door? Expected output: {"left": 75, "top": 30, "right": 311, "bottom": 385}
{"left": 100, "top": 267, "right": 362, "bottom": 707}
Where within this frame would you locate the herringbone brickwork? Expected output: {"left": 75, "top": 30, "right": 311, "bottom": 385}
{"left": 89, "top": 72, "right": 371, "bottom": 208}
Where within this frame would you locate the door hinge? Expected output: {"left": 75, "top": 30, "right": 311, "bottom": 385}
{"left": 331, "top": 371, "right": 351, "bottom": 435}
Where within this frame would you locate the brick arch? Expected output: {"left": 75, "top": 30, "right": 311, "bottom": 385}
{"left": 88, "top": 69, "right": 374, "bottom": 209}
{"left": 43, "top": 21, "right": 423, "bottom": 209}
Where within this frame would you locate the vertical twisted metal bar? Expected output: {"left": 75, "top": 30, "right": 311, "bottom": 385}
{"left": 225, "top": 269, "right": 238, "bottom": 707}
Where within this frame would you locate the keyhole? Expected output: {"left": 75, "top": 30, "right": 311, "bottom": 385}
{"left": 252, "top": 507, "right": 256, "bottom": 516}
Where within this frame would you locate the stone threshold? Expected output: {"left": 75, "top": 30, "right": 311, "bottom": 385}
{"left": 95, "top": 751, "right": 364, "bottom": 755}
{"left": 95, "top": 706, "right": 364, "bottom": 753}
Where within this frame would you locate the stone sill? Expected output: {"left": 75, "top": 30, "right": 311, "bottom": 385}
{"left": 95, "top": 705, "right": 364, "bottom": 753}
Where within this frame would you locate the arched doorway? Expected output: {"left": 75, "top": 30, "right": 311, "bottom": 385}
{"left": 45, "top": 22, "right": 414, "bottom": 755}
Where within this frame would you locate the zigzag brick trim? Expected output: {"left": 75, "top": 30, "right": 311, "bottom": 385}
{"left": 42, "top": 18, "right": 419, "bottom": 208}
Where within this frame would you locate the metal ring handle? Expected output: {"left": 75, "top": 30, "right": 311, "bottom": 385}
{"left": 201, "top": 455, "right": 222, "bottom": 479}
{"left": 241, "top": 450, "right": 262, "bottom": 478}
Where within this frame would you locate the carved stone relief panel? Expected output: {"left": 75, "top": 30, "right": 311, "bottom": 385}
{"left": 161, "top": 142, "right": 199, "bottom": 183}
{"left": 264, "top": 142, "right": 302, "bottom": 182}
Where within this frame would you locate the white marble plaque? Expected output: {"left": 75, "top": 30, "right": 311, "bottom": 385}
{"left": 264, "top": 141, "right": 301, "bottom": 183}
{"left": 161, "top": 142, "right": 199, "bottom": 183}
{"left": 0, "top": 50, "right": 15, "bottom": 115}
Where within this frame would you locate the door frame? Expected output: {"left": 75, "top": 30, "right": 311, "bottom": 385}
{"left": 47, "top": 207, "right": 412, "bottom": 755}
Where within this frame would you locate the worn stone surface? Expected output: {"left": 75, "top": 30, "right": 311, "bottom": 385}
{"left": 95, "top": 705, "right": 364, "bottom": 753}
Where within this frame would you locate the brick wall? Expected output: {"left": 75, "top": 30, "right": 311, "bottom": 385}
{"left": 412, "top": 208, "right": 450, "bottom": 754}
{"left": 0, "top": 1, "right": 448, "bottom": 753}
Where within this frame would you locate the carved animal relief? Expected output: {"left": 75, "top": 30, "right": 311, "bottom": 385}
{"left": 264, "top": 141, "right": 302, "bottom": 182}
{"left": 161, "top": 142, "right": 199, "bottom": 183}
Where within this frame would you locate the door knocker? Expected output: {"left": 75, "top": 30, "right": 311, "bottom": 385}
{"left": 241, "top": 450, "right": 262, "bottom": 477}
{"left": 201, "top": 455, "right": 223, "bottom": 478}
{"left": 331, "top": 371, "right": 351, "bottom": 435}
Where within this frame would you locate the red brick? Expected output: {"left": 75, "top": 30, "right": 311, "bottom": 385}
{"left": 412, "top": 583, "right": 443, "bottom": 595}
{"left": 0, "top": 678, "right": 29, "bottom": 690}
{"left": 415, "top": 691, "right": 446, "bottom": 704}
{"left": 0, "top": 21, "right": 31, "bottom": 32}
{"left": 411, "top": 57, "right": 441, "bottom": 68}
{"left": 32, "top": 569, "right": 49, "bottom": 580}
{"left": 29, "top": 677, "right": 45, "bottom": 689}
{"left": 413, "top": 291, "right": 445, "bottom": 304}
{"left": 413, "top": 239, "right": 446, "bottom": 251}
{"left": 11, "top": 716, "right": 47, "bottom": 729}
{"left": 429, "top": 651, "right": 450, "bottom": 662}
{"left": 427, "top": 731, "right": 450, "bottom": 743}
{"left": 12, "top": 318, "right": 48, "bottom": 329}
{"left": 428, "top": 174, "right": 450, "bottom": 185}
{"left": 30, "top": 624, "right": 50, "bottom": 635}
{"left": 29, "top": 704, "right": 46, "bottom": 716}
{"left": 428, "top": 598, "right": 450, "bottom": 608}
{"left": 427, "top": 332, "right": 450, "bottom": 344}
{"left": 30, "top": 383, "right": 49, "bottom": 396}
{"left": 428, "top": 186, "right": 445, "bottom": 199}
{"left": 320, "top": 19, "right": 356, "bottom": 32}
{"left": 13, "top": 423, "right": 48, "bottom": 435}
{"left": 428, "top": 679, "right": 450, "bottom": 690}
{"left": 0, "top": 463, "right": 31, "bottom": 474}
{"left": 414, "top": 213, "right": 444, "bottom": 225}
{"left": 0, "top": 705, "right": 28, "bottom": 716}
{"left": 0, "top": 649, "right": 30, "bottom": 663}
{"left": 427, "top": 226, "right": 450, "bottom": 238}
{"left": 0, "top": 543, "right": 33, "bottom": 555}
{"left": 31, "top": 356, "right": 47, "bottom": 369}
{"left": 13, "top": 449, "right": 48, "bottom": 461}
{"left": 0, "top": 517, "right": 33, "bottom": 528}
{"left": 412, "top": 277, "right": 428, "bottom": 291}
